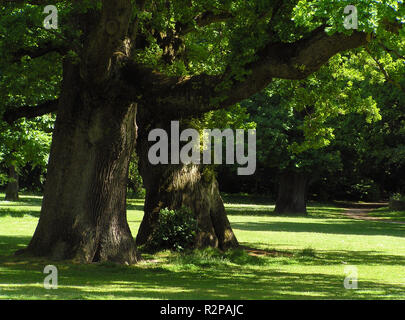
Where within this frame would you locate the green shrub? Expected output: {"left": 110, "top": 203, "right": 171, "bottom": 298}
{"left": 148, "top": 206, "right": 198, "bottom": 252}
{"left": 390, "top": 193, "right": 405, "bottom": 202}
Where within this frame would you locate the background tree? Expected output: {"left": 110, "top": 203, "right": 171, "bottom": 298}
{"left": 0, "top": 40, "right": 58, "bottom": 201}
{"left": 0, "top": 118, "right": 53, "bottom": 200}
{"left": 240, "top": 52, "right": 381, "bottom": 214}
{"left": 317, "top": 42, "right": 405, "bottom": 201}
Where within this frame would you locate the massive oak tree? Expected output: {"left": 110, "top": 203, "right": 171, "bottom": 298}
{"left": 1, "top": 0, "right": 402, "bottom": 263}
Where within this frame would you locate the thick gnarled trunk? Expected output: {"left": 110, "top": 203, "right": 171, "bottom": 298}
{"left": 23, "top": 63, "right": 138, "bottom": 264}
{"left": 274, "top": 171, "right": 308, "bottom": 215}
{"left": 135, "top": 117, "right": 238, "bottom": 250}
{"left": 5, "top": 165, "right": 19, "bottom": 201}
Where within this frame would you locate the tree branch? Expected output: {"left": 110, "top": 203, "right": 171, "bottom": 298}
{"left": 2, "top": 100, "right": 59, "bottom": 124}
{"left": 365, "top": 47, "right": 405, "bottom": 92}
{"left": 177, "top": 11, "right": 234, "bottom": 36}
{"left": 377, "top": 41, "right": 405, "bottom": 60}
{"left": 11, "top": 42, "right": 68, "bottom": 63}
{"left": 123, "top": 28, "right": 370, "bottom": 119}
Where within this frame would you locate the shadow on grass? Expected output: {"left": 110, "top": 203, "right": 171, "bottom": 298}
{"left": 0, "top": 235, "right": 32, "bottom": 257}
{"left": 303, "top": 250, "right": 405, "bottom": 266}
{"left": 126, "top": 199, "right": 145, "bottom": 212}
{"left": 221, "top": 194, "right": 275, "bottom": 205}
{"left": 0, "top": 236, "right": 404, "bottom": 299}
{"left": 0, "top": 195, "right": 143, "bottom": 218}
{"left": 0, "top": 195, "right": 42, "bottom": 218}
{"left": 333, "top": 201, "right": 388, "bottom": 209}
{"left": 224, "top": 203, "right": 344, "bottom": 218}
{"left": 366, "top": 207, "right": 405, "bottom": 222}
{"left": 0, "top": 208, "right": 40, "bottom": 218}
{"left": 0, "top": 195, "right": 42, "bottom": 206}
{"left": 239, "top": 241, "right": 405, "bottom": 266}
{"left": 230, "top": 219, "right": 405, "bottom": 238}
{"left": 0, "top": 255, "right": 403, "bottom": 299}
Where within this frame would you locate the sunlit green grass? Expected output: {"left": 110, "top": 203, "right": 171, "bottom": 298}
{"left": 366, "top": 207, "right": 405, "bottom": 223}
{"left": 0, "top": 193, "right": 404, "bottom": 300}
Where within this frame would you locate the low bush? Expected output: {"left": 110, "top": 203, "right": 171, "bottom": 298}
{"left": 147, "top": 206, "right": 198, "bottom": 252}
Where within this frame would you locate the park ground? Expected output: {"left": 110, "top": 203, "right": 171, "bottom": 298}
{"left": 0, "top": 193, "right": 404, "bottom": 300}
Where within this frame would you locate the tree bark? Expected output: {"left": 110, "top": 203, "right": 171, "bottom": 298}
{"left": 22, "top": 62, "right": 138, "bottom": 264}
{"left": 5, "top": 165, "right": 19, "bottom": 201}
{"left": 135, "top": 117, "right": 238, "bottom": 250}
{"left": 274, "top": 171, "right": 308, "bottom": 215}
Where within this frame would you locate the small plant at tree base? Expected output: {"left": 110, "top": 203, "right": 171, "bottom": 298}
{"left": 147, "top": 206, "right": 198, "bottom": 252}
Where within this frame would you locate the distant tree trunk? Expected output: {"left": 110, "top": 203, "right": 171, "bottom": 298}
{"left": 274, "top": 171, "right": 308, "bottom": 215}
{"left": 5, "top": 165, "right": 19, "bottom": 201}
{"left": 22, "top": 62, "right": 138, "bottom": 264}
{"left": 135, "top": 116, "right": 239, "bottom": 250}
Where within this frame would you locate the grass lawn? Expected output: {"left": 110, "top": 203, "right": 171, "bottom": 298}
{"left": 366, "top": 207, "right": 405, "bottom": 223}
{"left": 0, "top": 193, "right": 404, "bottom": 300}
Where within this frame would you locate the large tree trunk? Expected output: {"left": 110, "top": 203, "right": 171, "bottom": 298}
{"left": 5, "top": 165, "right": 19, "bottom": 201}
{"left": 274, "top": 171, "right": 308, "bottom": 215}
{"left": 22, "top": 62, "right": 138, "bottom": 264}
{"left": 135, "top": 117, "right": 239, "bottom": 250}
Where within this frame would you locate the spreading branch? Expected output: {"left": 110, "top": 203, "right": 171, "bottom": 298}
{"left": 11, "top": 42, "right": 68, "bottom": 63}
{"left": 177, "top": 11, "right": 234, "bottom": 36}
{"left": 377, "top": 41, "right": 405, "bottom": 60}
{"left": 2, "top": 99, "right": 59, "bottom": 124}
{"left": 365, "top": 47, "right": 405, "bottom": 93}
{"left": 123, "top": 28, "right": 370, "bottom": 119}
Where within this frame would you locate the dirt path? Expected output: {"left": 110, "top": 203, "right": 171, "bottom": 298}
{"left": 339, "top": 203, "right": 405, "bottom": 225}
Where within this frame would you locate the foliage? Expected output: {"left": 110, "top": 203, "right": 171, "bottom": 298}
{"left": 127, "top": 154, "right": 145, "bottom": 198}
{"left": 237, "top": 51, "right": 382, "bottom": 188}
{"left": 218, "top": 36, "right": 404, "bottom": 199}
{"left": 0, "top": 118, "right": 53, "bottom": 186}
{"left": 147, "top": 206, "right": 198, "bottom": 252}
{"left": 391, "top": 193, "right": 405, "bottom": 202}
{"left": 1, "top": 0, "right": 403, "bottom": 100}
{"left": 1, "top": 1, "right": 404, "bottom": 198}
{"left": 349, "top": 179, "right": 381, "bottom": 202}
{"left": 0, "top": 6, "right": 60, "bottom": 188}
{"left": 326, "top": 42, "right": 405, "bottom": 199}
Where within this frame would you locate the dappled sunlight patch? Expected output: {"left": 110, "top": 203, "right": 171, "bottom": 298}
{"left": 367, "top": 207, "right": 405, "bottom": 223}
{"left": 307, "top": 205, "right": 346, "bottom": 219}
{"left": 0, "top": 194, "right": 42, "bottom": 219}
{"left": 0, "top": 207, "right": 40, "bottom": 218}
